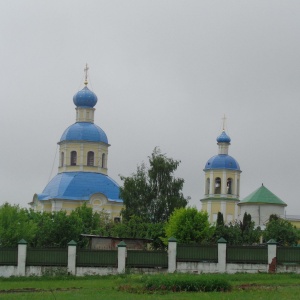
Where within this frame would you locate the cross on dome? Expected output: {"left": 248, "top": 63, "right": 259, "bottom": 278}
{"left": 84, "top": 63, "right": 89, "bottom": 85}
{"left": 222, "top": 114, "right": 227, "bottom": 131}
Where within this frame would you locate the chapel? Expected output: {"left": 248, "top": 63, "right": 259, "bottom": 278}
{"left": 30, "top": 66, "right": 123, "bottom": 220}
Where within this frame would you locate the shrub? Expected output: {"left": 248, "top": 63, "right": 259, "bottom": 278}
{"left": 143, "top": 274, "right": 232, "bottom": 292}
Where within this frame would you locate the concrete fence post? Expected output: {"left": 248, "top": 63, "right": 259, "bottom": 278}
{"left": 267, "top": 239, "right": 277, "bottom": 273}
{"left": 67, "top": 240, "right": 77, "bottom": 275}
{"left": 17, "top": 239, "right": 27, "bottom": 276}
{"left": 117, "top": 241, "right": 127, "bottom": 274}
{"left": 168, "top": 237, "right": 177, "bottom": 273}
{"left": 217, "top": 237, "right": 227, "bottom": 273}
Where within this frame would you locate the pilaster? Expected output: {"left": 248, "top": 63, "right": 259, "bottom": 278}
{"left": 168, "top": 237, "right": 177, "bottom": 273}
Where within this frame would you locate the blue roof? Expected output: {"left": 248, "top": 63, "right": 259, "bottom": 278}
{"left": 204, "top": 155, "right": 240, "bottom": 171}
{"left": 60, "top": 122, "right": 108, "bottom": 143}
{"left": 37, "top": 172, "right": 122, "bottom": 202}
{"left": 73, "top": 86, "right": 98, "bottom": 108}
{"left": 217, "top": 131, "right": 231, "bottom": 143}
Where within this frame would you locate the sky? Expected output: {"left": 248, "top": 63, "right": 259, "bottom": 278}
{"left": 1, "top": 1, "right": 300, "bottom": 215}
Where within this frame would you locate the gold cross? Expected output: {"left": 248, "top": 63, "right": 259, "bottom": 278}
{"left": 84, "top": 63, "right": 89, "bottom": 85}
{"left": 222, "top": 114, "right": 226, "bottom": 131}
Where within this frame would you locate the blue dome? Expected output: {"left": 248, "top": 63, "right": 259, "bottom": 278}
{"left": 73, "top": 86, "right": 98, "bottom": 108}
{"left": 37, "top": 172, "right": 122, "bottom": 202}
{"left": 204, "top": 155, "right": 240, "bottom": 171}
{"left": 217, "top": 131, "right": 231, "bottom": 143}
{"left": 60, "top": 122, "right": 108, "bottom": 143}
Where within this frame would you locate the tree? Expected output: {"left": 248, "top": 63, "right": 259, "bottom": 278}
{"left": 263, "top": 214, "right": 300, "bottom": 246}
{"left": 216, "top": 212, "right": 224, "bottom": 227}
{"left": 164, "top": 207, "right": 214, "bottom": 244}
{"left": 112, "top": 215, "right": 166, "bottom": 249}
{"left": 214, "top": 213, "right": 261, "bottom": 245}
{"left": 27, "top": 210, "right": 83, "bottom": 248}
{"left": 120, "top": 148, "right": 188, "bottom": 223}
{"left": 0, "top": 203, "right": 37, "bottom": 246}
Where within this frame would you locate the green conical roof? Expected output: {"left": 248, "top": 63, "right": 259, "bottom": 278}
{"left": 240, "top": 184, "right": 287, "bottom": 206}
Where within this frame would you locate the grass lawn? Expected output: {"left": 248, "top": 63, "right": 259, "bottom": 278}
{"left": 0, "top": 273, "right": 300, "bottom": 299}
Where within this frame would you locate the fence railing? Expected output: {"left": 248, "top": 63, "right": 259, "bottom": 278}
{"left": 0, "top": 248, "right": 18, "bottom": 266}
{"left": 277, "top": 247, "right": 300, "bottom": 264}
{"left": 177, "top": 244, "right": 218, "bottom": 262}
{"left": 127, "top": 250, "right": 168, "bottom": 268}
{"left": 76, "top": 249, "right": 117, "bottom": 267}
{"left": 26, "top": 248, "right": 68, "bottom": 266}
{"left": 227, "top": 246, "right": 268, "bottom": 264}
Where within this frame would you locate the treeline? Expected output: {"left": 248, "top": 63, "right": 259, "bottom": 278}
{"left": 0, "top": 203, "right": 299, "bottom": 248}
{"left": 0, "top": 202, "right": 166, "bottom": 248}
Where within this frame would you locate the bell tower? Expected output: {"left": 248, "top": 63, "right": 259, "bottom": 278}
{"left": 201, "top": 127, "right": 241, "bottom": 223}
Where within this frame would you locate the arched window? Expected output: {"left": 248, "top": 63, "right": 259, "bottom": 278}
{"left": 102, "top": 153, "right": 106, "bottom": 168}
{"left": 237, "top": 179, "right": 240, "bottom": 197}
{"left": 206, "top": 178, "right": 210, "bottom": 195}
{"left": 70, "top": 151, "right": 77, "bottom": 166}
{"left": 227, "top": 178, "right": 232, "bottom": 194}
{"left": 60, "top": 152, "right": 64, "bottom": 167}
{"left": 214, "top": 177, "right": 221, "bottom": 194}
{"left": 87, "top": 151, "right": 94, "bottom": 166}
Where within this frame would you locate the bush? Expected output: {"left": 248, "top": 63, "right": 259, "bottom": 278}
{"left": 143, "top": 274, "right": 232, "bottom": 292}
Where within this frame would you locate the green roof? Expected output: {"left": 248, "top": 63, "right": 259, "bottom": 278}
{"left": 240, "top": 185, "right": 287, "bottom": 206}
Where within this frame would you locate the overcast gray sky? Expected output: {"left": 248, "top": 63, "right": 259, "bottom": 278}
{"left": 1, "top": 1, "right": 300, "bottom": 214}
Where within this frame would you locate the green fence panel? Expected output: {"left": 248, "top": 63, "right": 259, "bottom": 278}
{"left": 26, "top": 248, "right": 68, "bottom": 266}
{"left": 76, "top": 250, "right": 117, "bottom": 267}
{"left": 127, "top": 250, "right": 168, "bottom": 268}
{"left": 277, "top": 247, "right": 300, "bottom": 264}
{"left": 0, "top": 248, "right": 18, "bottom": 266}
{"left": 227, "top": 246, "right": 267, "bottom": 264}
{"left": 177, "top": 244, "right": 218, "bottom": 262}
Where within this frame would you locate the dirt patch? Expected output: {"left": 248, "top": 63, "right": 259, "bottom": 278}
{"left": 0, "top": 287, "right": 81, "bottom": 294}
{"left": 238, "top": 284, "right": 277, "bottom": 291}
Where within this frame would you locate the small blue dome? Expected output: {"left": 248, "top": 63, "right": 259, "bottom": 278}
{"left": 37, "top": 172, "right": 122, "bottom": 202}
{"left": 73, "top": 86, "right": 98, "bottom": 108}
{"left": 217, "top": 131, "right": 231, "bottom": 143}
{"left": 204, "top": 155, "right": 240, "bottom": 171}
{"left": 60, "top": 122, "right": 108, "bottom": 143}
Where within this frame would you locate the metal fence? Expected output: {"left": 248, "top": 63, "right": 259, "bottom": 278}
{"left": 0, "top": 248, "right": 18, "bottom": 266}
{"left": 126, "top": 250, "right": 168, "bottom": 268}
{"left": 26, "top": 248, "right": 68, "bottom": 266}
{"left": 277, "top": 247, "right": 300, "bottom": 264}
{"left": 227, "top": 246, "right": 268, "bottom": 264}
{"left": 177, "top": 244, "right": 218, "bottom": 262}
{"left": 76, "top": 249, "right": 117, "bottom": 267}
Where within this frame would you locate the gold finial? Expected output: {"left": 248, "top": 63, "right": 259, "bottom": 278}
{"left": 84, "top": 63, "right": 89, "bottom": 85}
{"left": 222, "top": 114, "right": 226, "bottom": 131}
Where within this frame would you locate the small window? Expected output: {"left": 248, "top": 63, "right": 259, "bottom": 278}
{"left": 61, "top": 152, "right": 64, "bottom": 167}
{"left": 213, "top": 214, "right": 218, "bottom": 222}
{"left": 87, "top": 151, "right": 94, "bottom": 166}
{"left": 114, "top": 217, "right": 121, "bottom": 223}
{"left": 102, "top": 153, "right": 106, "bottom": 168}
{"left": 70, "top": 151, "right": 77, "bottom": 166}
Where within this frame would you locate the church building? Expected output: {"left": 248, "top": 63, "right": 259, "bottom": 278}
{"left": 30, "top": 67, "right": 123, "bottom": 219}
{"left": 201, "top": 129, "right": 241, "bottom": 223}
{"left": 238, "top": 184, "right": 287, "bottom": 227}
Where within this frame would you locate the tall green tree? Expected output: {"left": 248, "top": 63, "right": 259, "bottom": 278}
{"left": 164, "top": 207, "right": 214, "bottom": 244}
{"left": 120, "top": 148, "right": 188, "bottom": 223}
{"left": 0, "top": 203, "right": 37, "bottom": 246}
{"left": 263, "top": 214, "right": 300, "bottom": 246}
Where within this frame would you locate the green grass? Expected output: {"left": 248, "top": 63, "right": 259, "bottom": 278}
{"left": 0, "top": 273, "right": 299, "bottom": 299}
